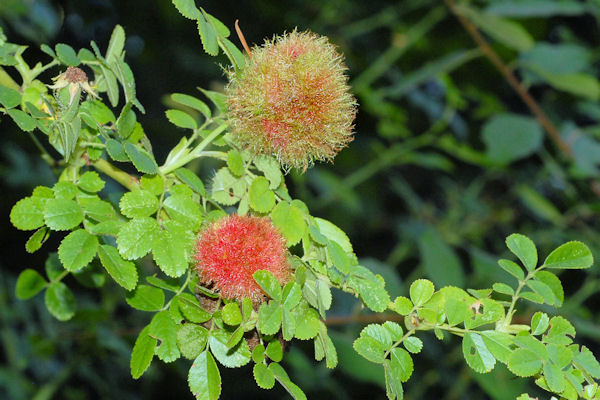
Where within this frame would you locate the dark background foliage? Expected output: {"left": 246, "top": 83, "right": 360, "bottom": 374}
{"left": 1, "top": 0, "right": 599, "bottom": 399}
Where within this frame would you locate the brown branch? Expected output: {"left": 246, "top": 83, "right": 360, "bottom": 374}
{"left": 444, "top": 0, "right": 573, "bottom": 157}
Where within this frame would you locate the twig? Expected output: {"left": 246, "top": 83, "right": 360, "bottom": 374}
{"left": 443, "top": 0, "right": 572, "bottom": 157}
{"left": 92, "top": 158, "right": 139, "bottom": 191}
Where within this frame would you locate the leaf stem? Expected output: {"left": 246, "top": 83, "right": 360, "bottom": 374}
{"left": 92, "top": 158, "right": 139, "bottom": 191}
{"left": 159, "top": 124, "right": 226, "bottom": 175}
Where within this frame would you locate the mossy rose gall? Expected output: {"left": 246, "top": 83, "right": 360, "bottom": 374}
{"left": 226, "top": 30, "right": 357, "bottom": 171}
{"left": 194, "top": 215, "right": 291, "bottom": 302}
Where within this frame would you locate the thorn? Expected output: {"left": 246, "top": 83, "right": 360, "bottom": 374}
{"left": 235, "top": 19, "right": 252, "bottom": 59}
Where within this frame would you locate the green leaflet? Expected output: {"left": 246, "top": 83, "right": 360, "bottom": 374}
{"left": 188, "top": 351, "right": 221, "bottom": 400}
{"left": 149, "top": 310, "right": 181, "bottom": 363}
{"left": 58, "top": 229, "right": 99, "bottom": 272}
{"left": 177, "top": 323, "right": 208, "bottom": 360}
{"left": 98, "top": 245, "right": 138, "bottom": 290}
{"left": 117, "top": 217, "right": 158, "bottom": 260}
{"left": 119, "top": 190, "right": 159, "bottom": 218}
{"left": 130, "top": 325, "right": 157, "bottom": 379}
{"left": 43, "top": 199, "right": 84, "bottom": 231}
{"left": 125, "top": 284, "right": 165, "bottom": 311}
{"left": 10, "top": 197, "right": 45, "bottom": 231}
{"left": 45, "top": 282, "right": 76, "bottom": 321}
{"left": 208, "top": 329, "right": 251, "bottom": 368}
{"left": 15, "top": 269, "right": 47, "bottom": 300}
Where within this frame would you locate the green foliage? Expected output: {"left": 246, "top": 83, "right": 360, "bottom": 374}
{"left": 2, "top": 3, "right": 600, "bottom": 400}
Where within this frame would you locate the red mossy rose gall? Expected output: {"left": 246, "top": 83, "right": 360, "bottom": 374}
{"left": 194, "top": 214, "right": 291, "bottom": 302}
{"left": 226, "top": 30, "right": 357, "bottom": 171}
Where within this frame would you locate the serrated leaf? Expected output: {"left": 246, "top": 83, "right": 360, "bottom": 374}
{"left": 356, "top": 278, "right": 390, "bottom": 313}
{"left": 403, "top": 336, "right": 423, "bottom": 354}
{"left": 384, "top": 360, "right": 404, "bottom": 400}
{"left": 293, "top": 304, "right": 320, "bottom": 340}
{"left": 130, "top": 325, "right": 157, "bottom": 379}
{"left": 253, "top": 363, "right": 275, "bottom": 389}
{"left": 152, "top": 227, "right": 190, "bottom": 278}
{"left": 106, "top": 139, "right": 129, "bottom": 161}
{"left": 171, "top": 0, "right": 200, "bottom": 19}
{"left": 149, "top": 310, "right": 180, "bottom": 362}
{"left": 45, "top": 282, "right": 76, "bottom": 321}
{"left": 444, "top": 296, "right": 469, "bottom": 326}
{"left": 197, "top": 15, "right": 218, "bottom": 56}
{"left": 492, "top": 282, "right": 515, "bottom": 296}
{"left": 106, "top": 24, "right": 125, "bottom": 61}
{"left": 163, "top": 194, "right": 203, "bottom": 230}
{"left": 10, "top": 197, "right": 45, "bottom": 230}
{"left": 258, "top": 301, "right": 282, "bottom": 335}
{"left": 15, "top": 269, "right": 47, "bottom": 300}
{"left": 8, "top": 109, "right": 36, "bottom": 131}
{"left": 390, "top": 347, "right": 414, "bottom": 382}
{"left": 98, "top": 244, "right": 138, "bottom": 290}
{"left": 208, "top": 329, "right": 251, "bottom": 368}
{"left": 126, "top": 284, "right": 165, "bottom": 311}
{"left": 166, "top": 109, "right": 197, "bottom": 129}
{"left": 543, "top": 361, "right": 566, "bottom": 393}
{"left": 226, "top": 150, "right": 244, "bottom": 177}
{"left": 253, "top": 270, "right": 282, "bottom": 301}
{"left": 78, "top": 171, "right": 105, "bottom": 193}
{"left": 328, "top": 240, "right": 351, "bottom": 274}
{"left": 535, "top": 271, "right": 563, "bottom": 306}
{"left": 0, "top": 84, "right": 21, "bottom": 108}
{"left": 172, "top": 93, "right": 211, "bottom": 119}
{"left": 175, "top": 168, "right": 206, "bottom": 196}
{"left": 254, "top": 156, "right": 282, "bottom": 189}
{"left": 545, "top": 316, "right": 575, "bottom": 345}
{"left": 282, "top": 281, "right": 302, "bottom": 310}
{"left": 266, "top": 340, "right": 283, "bottom": 363}
{"left": 177, "top": 323, "right": 208, "bottom": 359}
{"left": 508, "top": 348, "right": 543, "bottom": 377}
{"left": 55, "top": 43, "right": 80, "bottom": 66}
{"left": 572, "top": 345, "right": 600, "bottom": 379}
{"left": 353, "top": 336, "right": 386, "bottom": 364}
{"left": 119, "top": 190, "right": 159, "bottom": 218}
{"left": 58, "top": 229, "right": 98, "bottom": 272}
{"left": 222, "top": 303, "right": 242, "bottom": 326}
{"left": 124, "top": 142, "right": 158, "bottom": 174}
{"left": 248, "top": 176, "right": 275, "bottom": 213}
{"left": 531, "top": 312, "right": 550, "bottom": 335}
{"left": 462, "top": 332, "right": 496, "bottom": 373}
{"left": 177, "top": 293, "right": 212, "bottom": 323}
{"left": 117, "top": 217, "right": 158, "bottom": 260}
{"left": 498, "top": 259, "right": 525, "bottom": 281}
{"left": 281, "top": 307, "right": 296, "bottom": 341}
{"left": 543, "top": 241, "right": 593, "bottom": 269}
{"left": 252, "top": 344, "right": 265, "bottom": 363}
{"left": 189, "top": 351, "right": 221, "bottom": 400}
{"left": 268, "top": 362, "right": 307, "bottom": 400}
{"left": 44, "top": 199, "right": 83, "bottom": 231}
{"left": 520, "top": 290, "right": 545, "bottom": 304}
{"left": 526, "top": 279, "right": 555, "bottom": 305}
{"left": 506, "top": 233, "right": 538, "bottom": 272}
{"left": 409, "top": 279, "right": 435, "bottom": 306}
{"left": 393, "top": 296, "right": 414, "bottom": 315}
{"left": 26, "top": 227, "right": 49, "bottom": 253}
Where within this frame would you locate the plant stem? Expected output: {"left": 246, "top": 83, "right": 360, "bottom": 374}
{"left": 92, "top": 158, "right": 139, "bottom": 191}
{"left": 443, "top": 0, "right": 572, "bottom": 157}
{"left": 160, "top": 124, "right": 227, "bottom": 175}
{"left": 161, "top": 270, "right": 192, "bottom": 311}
